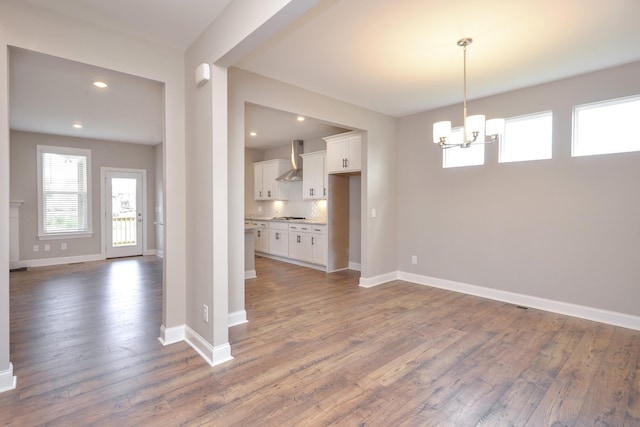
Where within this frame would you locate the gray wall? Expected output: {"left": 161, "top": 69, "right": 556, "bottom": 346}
{"left": 397, "top": 61, "right": 640, "bottom": 317}
{"left": 10, "top": 131, "right": 157, "bottom": 261}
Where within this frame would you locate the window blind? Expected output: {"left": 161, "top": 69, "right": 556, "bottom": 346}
{"left": 39, "top": 147, "right": 90, "bottom": 235}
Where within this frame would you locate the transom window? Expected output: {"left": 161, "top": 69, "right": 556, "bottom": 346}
{"left": 37, "top": 145, "right": 92, "bottom": 239}
{"left": 499, "top": 111, "right": 553, "bottom": 163}
{"left": 442, "top": 127, "right": 484, "bottom": 168}
{"left": 572, "top": 95, "right": 640, "bottom": 157}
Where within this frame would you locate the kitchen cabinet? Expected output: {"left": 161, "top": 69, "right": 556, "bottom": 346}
{"left": 301, "top": 151, "right": 327, "bottom": 200}
{"left": 253, "top": 220, "right": 269, "bottom": 253}
{"left": 310, "top": 225, "right": 327, "bottom": 266}
{"left": 288, "top": 223, "right": 326, "bottom": 265}
{"left": 268, "top": 222, "right": 289, "bottom": 257}
{"left": 247, "top": 218, "right": 327, "bottom": 268}
{"left": 254, "top": 159, "right": 290, "bottom": 200}
{"left": 325, "top": 132, "right": 362, "bottom": 174}
{"left": 288, "top": 223, "right": 313, "bottom": 262}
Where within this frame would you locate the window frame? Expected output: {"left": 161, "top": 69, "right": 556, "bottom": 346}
{"left": 442, "top": 127, "right": 485, "bottom": 169}
{"left": 499, "top": 110, "right": 553, "bottom": 164}
{"left": 37, "top": 145, "right": 93, "bottom": 240}
{"left": 572, "top": 94, "right": 640, "bottom": 157}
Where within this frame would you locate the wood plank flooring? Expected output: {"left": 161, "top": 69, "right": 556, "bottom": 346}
{"left": 1, "top": 255, "right": 639, "bottom": 426}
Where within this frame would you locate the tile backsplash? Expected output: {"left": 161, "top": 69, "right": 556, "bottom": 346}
{"left": 246, "top": 182, "right": 327, "bottom": 220}
{"left": 246, "top": 199, "right": 327, "bottom": 220}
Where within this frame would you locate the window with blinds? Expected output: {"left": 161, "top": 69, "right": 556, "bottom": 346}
{"left": 37, "top": 145, "right": 92, "bottom": 238}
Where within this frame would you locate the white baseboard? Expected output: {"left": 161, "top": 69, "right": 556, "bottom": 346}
{"left": 158, "top": 324, "right": 185, "bottom": 346}
{"left": 397, "top": 271, "right": 640, "bottom": 331}
{"left": 359, "top": 271, "right": 399, "bottom": 288}
{"left": 245, "top": 270, "right": 257, "bottom": 280}
{"left": 228, "top": 310, "right": 248, "bottom": 327}
{"left": 348, "top": 262, "right": 362, "bottom": 271}
{"left": 20, "top": 253, "right": 104, "bottom": 268}
{"left": 185, "top": 326, "right": 234, "bottom": 367}
{"left": 156, "top": 249, "right": 164, "bottom": 258}
{"left": 143, "top": 249, "right": 157, "bottom": 256}
{"left": 10, "top": 260, "right": 26, "bottom": 270}
{"left": 0, "top": 363, "right": 16, "bottom": 394}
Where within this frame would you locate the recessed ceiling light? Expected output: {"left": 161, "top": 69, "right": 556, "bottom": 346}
{"left": 249, "top": 131, "right": 257, "bottom": 137}
{"left": 73, "top": 123, "right": 83, "bottom": 129}
{"left": 296, "top": 116, "right": 305, "bottom": 122}
{"left": 93, "top": 81, "right": 108, "bottom": 88}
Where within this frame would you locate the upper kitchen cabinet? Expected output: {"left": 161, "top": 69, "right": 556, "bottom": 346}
{"left": 301, "top": 151, "right": 327, "bottom": 200}
{"left": 325, "top": 132, "right": 362, "bottom": 174}
{"left": 254, "top": 159, "right": 290, "bottom": 200}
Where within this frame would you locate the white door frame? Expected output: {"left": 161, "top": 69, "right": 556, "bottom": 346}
{"left": 100, "top": 167, "right": 148, "bottom": 258}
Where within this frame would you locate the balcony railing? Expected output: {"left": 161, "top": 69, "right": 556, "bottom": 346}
{"left": 112, "top": 216, "right": 136, "bottom": 246}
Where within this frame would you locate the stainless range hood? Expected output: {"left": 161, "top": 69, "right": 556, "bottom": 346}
{"left": 276, "top": 140, "right": 304, "bottom": 182}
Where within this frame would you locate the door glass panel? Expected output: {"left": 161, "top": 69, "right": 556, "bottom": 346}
{"left": 111, "top": 178, "right": 137, "bottom": 247}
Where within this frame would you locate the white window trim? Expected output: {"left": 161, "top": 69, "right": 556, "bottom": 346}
{"left": 499, "top": 110, "right": 553, "bottom": 164}
{"left": 37, "top": 145, "right": 93, "bottom": 240}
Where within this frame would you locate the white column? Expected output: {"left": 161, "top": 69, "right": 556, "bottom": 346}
{"left": 9, "top": 201, "right": 23, "bottom": 270}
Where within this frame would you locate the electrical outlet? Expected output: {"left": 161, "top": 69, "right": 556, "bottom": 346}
{"left": 371, "top": 208, "right": 377, "bottom": 218}
{"left": 203, "top": 304, "right": 209, "bottom": 322}
{"left": 61, "top": 243, "right": 67, "bottom": 250}
{"left": 33, "top": 245, "right": 39, "bottom": 252}
{"left": 44, "top": 244, "right": 50, "bottom": 251}
{"left": 411, "top": 255, "right": 418, "bottom": 265}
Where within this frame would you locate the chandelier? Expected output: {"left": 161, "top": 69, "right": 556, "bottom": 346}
{"left": 433, "top": 38, "right": 504, "bottom": 149}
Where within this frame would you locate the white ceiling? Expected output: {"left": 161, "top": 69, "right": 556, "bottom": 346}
{"left": 18, "top": 0, "right": 234, "bottom": 50}
{"left": 9, "top": 0, "right": 640, "bottom": 147}
{"left": 244, "top": 103, "right": 349, "bottom": 149}
{"left": 10, "top": 47, "right": 164, "bottom": 145}
{"left": 236, "top": 0, "right": 640, "bottom": 117}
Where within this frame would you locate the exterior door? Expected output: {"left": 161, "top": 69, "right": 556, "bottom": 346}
{"left": 105, "top": 170, "right": 143, "bottom": 258}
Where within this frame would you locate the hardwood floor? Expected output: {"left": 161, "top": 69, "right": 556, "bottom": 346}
{"left": 1, "top": 256, "right": 639, "bottom": 426}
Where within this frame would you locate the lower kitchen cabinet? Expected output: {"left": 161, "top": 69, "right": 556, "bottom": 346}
{"left": 310, "top": 226, "right": 327, "bottom": 266}
{"left": 253, "top": 221, "right": 269, "bottom": 253}
{"left": 289, "top": 223, "right": 313, "bottom": 262}
{"left": 250, "top": 219, "right": 327, "bottom": 268}
{"left": 289, "top": 224, "right": 327, "bottom": 265}
{"left": 268, "top": 222, "right": 289, "bottom": 257}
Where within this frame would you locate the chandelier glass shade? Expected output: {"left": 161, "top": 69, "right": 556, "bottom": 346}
{"left": 433, "top": 38, "right": 504, "bottom": 149}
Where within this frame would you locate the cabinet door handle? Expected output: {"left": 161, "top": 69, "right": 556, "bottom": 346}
{"left": 257, "top": 231, "right": 261, "bottom": 237}
{"left": 311, "top": 237, "right": 314, "bottom": 245}
{"left": 259, "top": 190, "right": 262, "bottom": 197}
{"left": 323, "top": 188, "right": 326, "bottom": 196}
{"left": 275, "top": 232, "right": 279, "bottom": 240}
{"left": 345, "top": 158, "right": 349, "bottom": 168}
{"left": 297, "top": 235, "right": 301, "bottom": 243}
{"left": 268, "top": 190, "right": 271, "bottom": 198}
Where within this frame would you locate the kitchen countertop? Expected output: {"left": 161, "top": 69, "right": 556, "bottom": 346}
{"left": 246, "top": 217, "right": 327, "bottom": 225}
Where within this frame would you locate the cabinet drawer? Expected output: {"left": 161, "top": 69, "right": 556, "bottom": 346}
{"left": 253, "top": 220, "right": 269, "bottom": 229}
{"left": 310, "top": 225, "right": 326, "bottom": 234}
{"left": 289, "top": 223, "right": 312, "bottom": 233}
